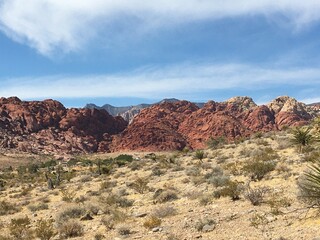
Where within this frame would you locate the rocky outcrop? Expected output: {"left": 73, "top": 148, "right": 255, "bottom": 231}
{"left": 0, "top": 95, "right": 317, "bottom": 154}
{"left": 86, "top": 98, "right": 204, "bottom": 123}
{"left": 111, "top": 96, "right": 316, "bottom": 151}
{"left": 267, "top": 96, "right": 314, "bottom": 128}
{"left": 0, "top": 97, "right": 127, "bottom": 154}
{"left": 111, "top": 101, "right": 198, "bottom": 151}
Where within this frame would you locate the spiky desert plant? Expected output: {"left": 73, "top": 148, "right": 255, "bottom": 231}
{"left": 291, "top": 127, "right": 313, "bottom": 153}
{"left": 299, "top": 163, "right": 320, "bottom": 207}
{"left": 195, "top": 150, "right": 205, "bottom": 163}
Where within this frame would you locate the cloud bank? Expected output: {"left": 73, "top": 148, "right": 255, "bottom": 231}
{"left": 1, "top": 63, "right": 319, "bottom": 102}
{"left": 1, "top": 0, "right": 320, "bottom": 55}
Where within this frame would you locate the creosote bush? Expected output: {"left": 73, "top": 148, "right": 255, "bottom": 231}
{"left": 243, "top": 159, "right": 276, "bottom": 181}
{"left": 35, "top": 219, "right": 57, "bottom": 240}
{"left": 214, "top": 181, "right": 243, "bottom": 201}
{"left": 130, "top": 177, "right": 149, "bottom": 194}
{"left": 59, "top": 220, "right": 84, "bottom": 239}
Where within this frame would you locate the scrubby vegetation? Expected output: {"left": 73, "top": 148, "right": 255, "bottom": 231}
{"left": 0, "top": 124, "right": 319, "bottom": 239}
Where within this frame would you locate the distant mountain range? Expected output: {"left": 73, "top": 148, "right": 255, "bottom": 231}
{"left": 85, "top": 98, "right": 205, "bottom": 122}
{"left": 0, "top": 96, "right": 318, "bottom": 154}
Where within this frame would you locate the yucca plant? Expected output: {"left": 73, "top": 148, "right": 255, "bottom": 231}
{"left": 298, "top": 163, "right": 320, "bottom": 207}
{"left": 291, "top": 127, "right": 313, "bottom": 153}
{"left": 195, "top": 150, "right": 205, "bottom": 163}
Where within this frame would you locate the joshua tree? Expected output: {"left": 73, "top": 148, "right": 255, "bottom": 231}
{"left": 291, "top": 127, "right": 313, "bottom": 153}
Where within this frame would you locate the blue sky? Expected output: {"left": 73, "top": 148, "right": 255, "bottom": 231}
{"left": 0, "top": 1, "right": 320, "bottom": 107}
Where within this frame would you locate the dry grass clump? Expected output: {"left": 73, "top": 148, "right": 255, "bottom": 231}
{"left": 153, "top": 188, "right": 179, "bottom": 203}
{"left": 0, "top": 200, "right": 20, "bottom": 215}
{"left": 152, "top": 204, "right": 177, "bottom": 218}
{"left": 143, "top": 216, "right": 162, "bottom": 229}
{"left": 205, "top": 166, "right": 230, "bottom": 187}
{"left": 195, "top": 218, "right": 216, "bottom": 232}
{"left": 117, "top": 225, "right": 131, "bottom": 236}
{"left": 101, "top": 208, "right": 127, "bottom": 229}
{"left": 60, "top": 188, "right": 76, "bottom": 202}
{"left": 56, "top": 204, "right": 86, "bottom": 226}
{"left": 99, "top": 193, "right": 134, "bottom": 208}
{"left": 27, "top": 202, "right": 49, "bottom": 212}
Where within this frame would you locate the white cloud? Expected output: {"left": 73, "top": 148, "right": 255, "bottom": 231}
{"left": 1, "top": 63, "right": 319, "bottom": 100}
{"left": 1, "top": 0, "right": 320, "bottom": 55}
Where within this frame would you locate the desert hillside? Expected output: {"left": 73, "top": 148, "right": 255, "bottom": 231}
{"left": 0, "top": 121, "right": 319, "bottom": 240}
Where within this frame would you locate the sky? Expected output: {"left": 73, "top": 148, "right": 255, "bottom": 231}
{"left": 0, "top": 0, "right": 320, "bottom": 107}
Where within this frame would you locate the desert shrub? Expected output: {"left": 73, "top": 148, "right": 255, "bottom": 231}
{"left": 243, "top": 159, "right": 276, "bottom": 181}
{"left": 244, "top": 187, "right": 269, "bottom": 206}
{"left": 143, "top": 216, "right": 161, "bottom": 229}
{"left": 195, "top": 218, "right": 216, "bottom": 232}
{"left": 61, "top": 189, "right": 76, "bottom": 202}
{"left": 250, "top": 213, "right": 268, "bottom": 228}
{"left": 79, "top": 175, "right": 92, "bottom": 182}
{"left": 94, "top": 233, "right": 105, "bottom": 240}
{"left": 152, "top": 205, "right": 177, "bottom": 218}
{"left": 101, "top": 209, "right": 127, "bottom": 229}
{"left": 100, "top": 193, "right": 133, "bottom": 208}
{"left": 100, "top": 180, "right": 117, "bottom": 191}
{"left": 129, "top": 161, "right": 141, "bottom": 171}
{"left": 267, "top": 192, "right": 292, "bottom": 215}
{"left": 185, "top": 166, "right": 201, "bottom": 177}
{"left": 151, "top": 166, "right": 165, "bottom": 176}
{"left": 214, "top": 181, "right": 243, "bottom": 201}
{"left": 130, "top": 178, "right": 149, "bottom": 194}
{"left": 0, "top": 200, "right": 20, "bottom": 215}
{"left": 154, "top": 189, "right": 178, "bottom": 203}
{"left": 35, "top": 219, "right": 57, "bottom": 240}
{"left": 56, "top": 205, "right": 86, "bottom": 226}
{"left": 206, "top": 136, "right": 226, "bottom": 149}
{"left": 9, "top": 216, "right": 33, "bottom": 240}
{"left": 59, "top": 220, "right": 84, "bottom": 239}
{"left": 115, "top": 154, "right": 133, "bottom": 161}
{"left": 28, "top": 203, "right": 49, "bottom": 212}
{"left": 207, "top": 174, "right": 230, "bottom": 187}
{"left": 199, "top": 194, "right": 213, "bottom": 206}
{"left": 194, "top": 150, "right": 205, "bottom": 162}
{"left": 117, "top": 225, "right": 131, "bottom": 235}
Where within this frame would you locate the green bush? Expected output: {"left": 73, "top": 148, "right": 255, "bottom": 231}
{"left": 243, "top": 159, "right": 276, "bottom": 181}
{"left": 291, "top": 127, "right": 314, "bottom": 153}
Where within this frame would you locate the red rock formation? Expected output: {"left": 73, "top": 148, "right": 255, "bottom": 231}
{"left": 112, "top": 96, "right": 315, "bottom": 151}
{"left": 0, "top": 96, "right": 316, "bottom": 154}
{"left": 111, "top": 101, "right": 198, "bottom": 151}
{"left": 0, "top": 97, "right": 127, "bottom": 153}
